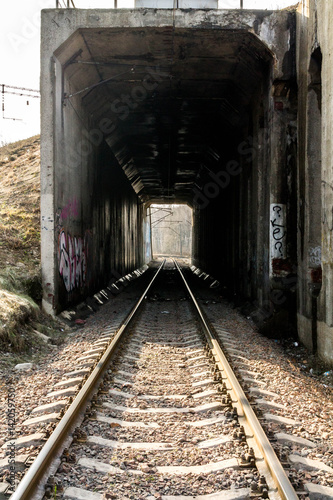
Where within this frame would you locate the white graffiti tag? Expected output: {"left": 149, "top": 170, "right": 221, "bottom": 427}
{"left": 270, "top": 203, "right": 286, "bottom": 259}
{"left": 58, "top": 230, "right": 87, "bottom": 292}
{"left": 309, "top": 246, "right": 321, "bottom": 267}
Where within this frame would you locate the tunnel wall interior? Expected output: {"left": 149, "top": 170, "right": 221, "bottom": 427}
{"left": 54, "top": 69, "right": 149, "bottom": 311}
{"left": 191, "top": 59, "right": 298, "bottom": 337}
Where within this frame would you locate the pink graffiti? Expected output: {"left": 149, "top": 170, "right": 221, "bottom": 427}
{"left": 60, "top": 198, "right": 79, "bottom": 222}
{"left": 58, "top": 230, "right": 87, "bottom": 292}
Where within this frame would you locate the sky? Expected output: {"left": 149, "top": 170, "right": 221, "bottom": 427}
{"left": 0, "top": 0, "right": 296, "bottom": 145}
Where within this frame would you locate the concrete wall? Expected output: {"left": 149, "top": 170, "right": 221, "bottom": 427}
{"left": 41, "top": 31, "right": 149, "bottom": 314}
{"left": 297, "top": 0, "right": 333, "bottom": 365}
{"left": 191, "top": 15, "right": 298, "bottom": 336}
{"left": 53, "top": 99, "right": 148, "bottom": 311}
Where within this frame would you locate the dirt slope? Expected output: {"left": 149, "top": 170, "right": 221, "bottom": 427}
{"left": 0, "top": 136, "right": 64, "bottom": 361}
{"left": 0, "top": 135, "right": 40, "bottom": 270}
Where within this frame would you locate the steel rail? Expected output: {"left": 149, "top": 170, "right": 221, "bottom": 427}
{"left": 10, "top": 260, "right": 165, "bottom": 500}
{"left": 174, "top": 260, "right": 299, "bottom": 500}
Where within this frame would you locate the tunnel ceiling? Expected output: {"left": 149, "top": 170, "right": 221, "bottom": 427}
{"left": 57, "top": 26, "right": 272, "bottom": 204}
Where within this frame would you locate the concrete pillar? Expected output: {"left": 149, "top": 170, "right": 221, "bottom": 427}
{"left": 317, "top": 0, "right": 333, "bottom": 364}
{"left": 40, "top": 26, "right": 57, "bottom": 315}
{"left": 297, "top": 0, "right": 333, "bottom": 364}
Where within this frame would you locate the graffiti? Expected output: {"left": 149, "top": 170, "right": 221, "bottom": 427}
{"left": 270, "top": 204, "right": 286, "bottom": 259}
{"left": 309, "top": 246, "right": 321, "bottom": 267}
{"left": 58, "top": 230, "right": 88, "bottom": 292}
{"left": 60, "top": 198, "right": 79, "bottom": 222}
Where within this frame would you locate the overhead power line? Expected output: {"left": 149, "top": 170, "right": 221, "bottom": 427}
{"left": 1, "top": 84, "right": 40, "bottom": 121}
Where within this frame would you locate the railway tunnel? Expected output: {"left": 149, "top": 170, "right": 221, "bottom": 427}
{"left": 41, "top": 7, "right": 297, "bottom": 336}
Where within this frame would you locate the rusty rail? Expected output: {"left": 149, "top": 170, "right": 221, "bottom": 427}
{"left": 174, "top": 259, "right": 299, "bottom": 500}
{"left": 10, "top": 260, "right": 165, "bottom": 500}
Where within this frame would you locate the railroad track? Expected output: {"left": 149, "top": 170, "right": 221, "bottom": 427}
{"left": 7, "top": 260, "right": 303, "bottom": 499}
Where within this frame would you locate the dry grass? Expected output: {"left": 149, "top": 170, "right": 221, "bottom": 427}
{"left": 0, "top": 289, "right": 39, "bottom": 351}
{"left": 0, "top": 135, "right": 57, "bottom": 357}
{"left": 0, "top": 135, "right": 40, "bottom": 260}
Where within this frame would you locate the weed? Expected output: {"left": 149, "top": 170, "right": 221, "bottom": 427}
{"left": 145, "top": 475, "right": 156, "bottom": 482}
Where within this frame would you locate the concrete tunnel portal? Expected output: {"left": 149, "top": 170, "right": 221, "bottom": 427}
{"left": 41, "top": 8, "right": 297, "bottom": 336}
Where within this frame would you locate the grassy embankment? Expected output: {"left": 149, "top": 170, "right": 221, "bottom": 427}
{"left": 0, "top": 136, "right": 65, "bottom": 369}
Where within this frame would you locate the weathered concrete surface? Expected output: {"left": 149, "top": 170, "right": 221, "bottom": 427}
{"left": 296, "top": 0, "right": 333, "bottom": 364}
{"left": 41, "top": 8, "right": 292, "bottom": 79}
{"left": 42, "top": 16, "right": 151, "bottom": 313}
{"left": 41, "top": 8, "right": 295, "bottom": 314}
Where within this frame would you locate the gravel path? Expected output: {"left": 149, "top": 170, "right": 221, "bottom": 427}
{"left": 0, "top": 266, "right": 154, "bottom": 492}
{"left": 188, "top": 267, "right": 333, "bottom": 498}
{"left": 53, "top": 266, "right": 261, "bottom": 499}
{"left": 1, "top": 261, "right": 333, "bottom": 500}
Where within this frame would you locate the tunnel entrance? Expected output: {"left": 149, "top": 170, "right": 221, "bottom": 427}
{"left": 150, "top": 204, "right": 192, "bottom": 259}
{"left": 41, "top": 8, "right": 296, "bottom": 320}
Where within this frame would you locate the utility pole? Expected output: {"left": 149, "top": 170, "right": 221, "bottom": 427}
{"left": 149, "top": 206, "right": 153, "bottom": 259}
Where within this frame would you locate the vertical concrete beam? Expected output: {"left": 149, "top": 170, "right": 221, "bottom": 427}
{"left": 40, "top": 19, "right": 57, "bottom": 315}
{"left": 297, "top": 0, "right": 333, "bottom": 364}
{"left": 269, "top": 81, "right": 296, "bottom": 280}
{"left": 316, "top": 0, "right": 333, "bottom": 363}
